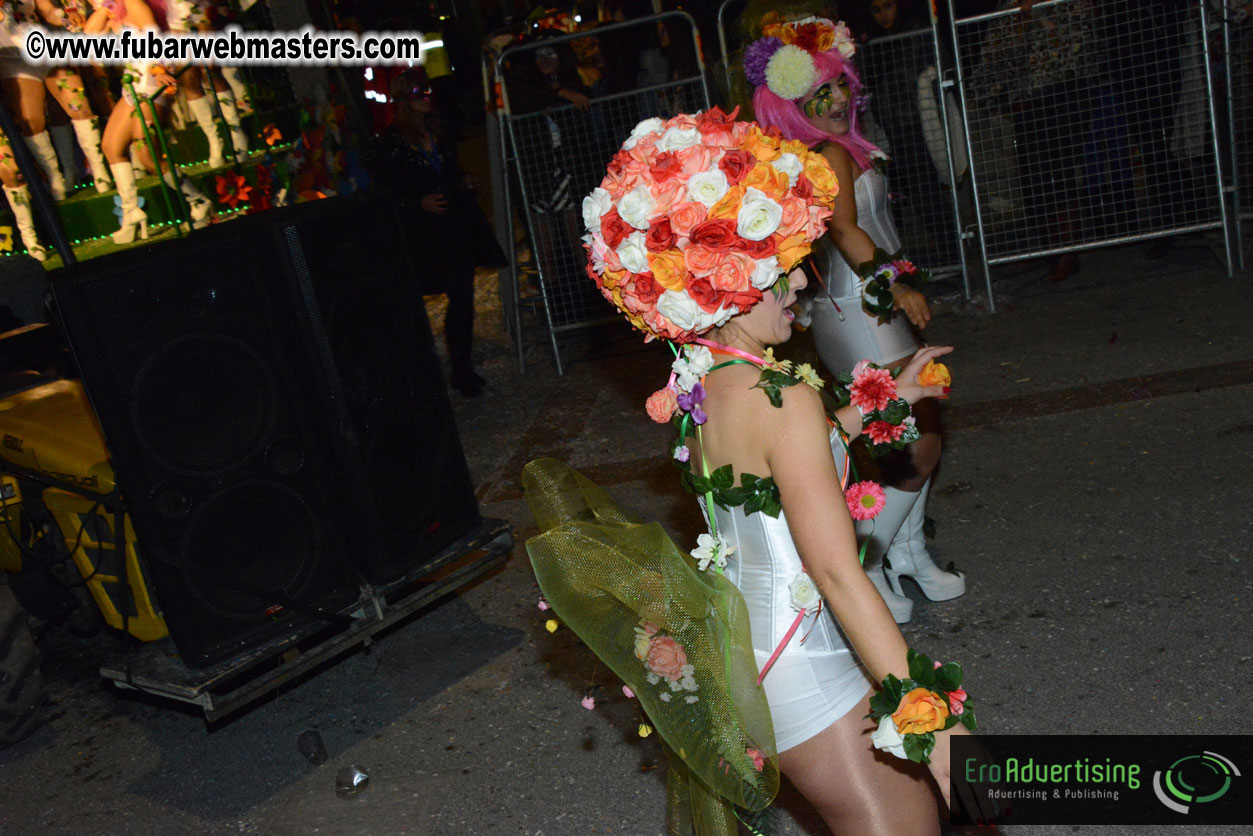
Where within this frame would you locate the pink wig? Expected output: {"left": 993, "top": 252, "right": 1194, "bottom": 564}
{"left": 752, "top": 49, "right": 881, "bottom": 172}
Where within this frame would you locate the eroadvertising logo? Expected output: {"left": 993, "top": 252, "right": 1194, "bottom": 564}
{"left": 951, "top": 736, "right": 1251, "bottom": 825}
{"left": 1152, "top": 751, "right": 1240, "bottom": 814}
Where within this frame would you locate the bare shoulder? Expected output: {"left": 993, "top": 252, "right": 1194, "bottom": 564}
{"left": 820, "top": 142, "right": 856, "bottom": 176}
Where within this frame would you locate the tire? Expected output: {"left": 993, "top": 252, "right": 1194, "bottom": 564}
{"left": 0, "top": 584, "right": 44, "bottom": 747}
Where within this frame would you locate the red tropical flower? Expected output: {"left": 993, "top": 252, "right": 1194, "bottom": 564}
{"left": 262, "top": 123, "right": 282, "bottom": 146}
{"left": 214, "top": 170, "right": 252, "bottom": 208}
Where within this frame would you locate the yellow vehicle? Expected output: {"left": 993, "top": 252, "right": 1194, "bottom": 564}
{"left": 0, "top": 321, "right": 510, "bottom": 747}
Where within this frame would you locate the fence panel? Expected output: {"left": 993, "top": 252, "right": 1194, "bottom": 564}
{"left": 950, "top": 0, "right": 1233, "bottom": 294}
{"left": 496, "top": 13, "right": 709, "bottom": 374}
{"left": 1229, "top": 1, "right": 1252, "bottom": 264}
{"left": 857, "top": 25, "right": 967, "bottom": 280}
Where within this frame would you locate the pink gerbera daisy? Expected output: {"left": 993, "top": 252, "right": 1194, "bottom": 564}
{"left": 845, "top": 481, "right": 886, "bottom": 520}
{"left": 849, "top": 367, "right": 897, "bottom": 413}
{"left": 864, "top": 420, "right": 906, "bottom": 446}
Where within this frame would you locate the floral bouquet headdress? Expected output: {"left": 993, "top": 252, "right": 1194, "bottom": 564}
{"left": 582, "top": 106, "right": 838, "bottom": 344}
{"left": 744, "top": 14, "right": 857, "bottom": 103}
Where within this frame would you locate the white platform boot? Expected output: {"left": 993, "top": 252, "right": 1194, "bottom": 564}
{"left": 187, "top": 95, "right": 225, "bottom": 167}
{"left": 71, "top": 117, "right": 113, "bottom": 193}
{"left": 164, "top": 169, "right": 211, "bottom": 229}
{"left": 854, "top": 486, "right": 919, "bottom": 624}
{"left": 3, "top": 184, "right": 47, "bottom": 260}
{"left": 109, "top": 162, "right": 148, "bottom": 244}
{"left": 883, "top": 477, "right": 966, "bottom": 601}
{"left": 221, "top": 67, "right": 251, "bottom": 113}
{"left": 24, "top": 131, "right": 67, "bottom": 200}
{"left": 215, "top": 89, "right": 250, "bottom": 161}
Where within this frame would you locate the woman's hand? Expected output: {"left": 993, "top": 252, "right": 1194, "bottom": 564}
{"left": 420, "top": 192, "right": 449, "bottom": 214}
{"left": 894, "top": 345, "right": 953, "bottom": 405}
{"left": 927, "top": 722, "right": 973, "bottom": 810}
{"left": 891, "top": 284, "right": 931, "bottom": 329}
{"left": 557, "top": 88, "right": 590, "bottom": 111}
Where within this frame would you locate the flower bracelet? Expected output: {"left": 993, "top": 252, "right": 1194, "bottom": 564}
{"left": 857, "top": 247, "right": 930, "bottom": 323}
{"left": 868, "top": 648, "right": 975, "bottom": 764}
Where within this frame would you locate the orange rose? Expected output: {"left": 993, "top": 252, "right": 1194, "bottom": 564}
{"left": 710, "top": 252, "right": 754, "bottom": 292}
{"left": 775, "top": 233, "right": 811, "bottom": 271}
{"left": 801, "top": 151, "right": 838, "bottom": 201}
{"left": 777, "top": 197, "right": 810, "bottom": 237}
{"left": 707, "top": 184, "right": 746, "bottom": 220}
{"left": 741, "top": 126, "right": 781, "bottom": 162}
{"left": 780, "top": 138, "right": 809, "bottom": 157}
{"left": 683, "top": 244, "right": 723, "bottom": 278}
{"left": 646, "top": 635, "right": 688, "bottom": 681}
{"left": 668, "top": 201, "right": 707, "bottom": 238}
{"left": 602, "top": 267, "right": 628, "bottom": 289}
{"left": 742, "top": 163, "right": 789, "bottom": 200}
{"left": 892, "top": 687, "right": 950, "bottom": 735}
{"left": 917, "top": 360, "right": 951, "bottom": 387}
{"left": 648, "top": 249, "right": 688, "bottom": 291}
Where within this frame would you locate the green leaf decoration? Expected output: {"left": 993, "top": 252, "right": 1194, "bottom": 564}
{"left": 907, "top": 649, "right": 935, "bottom": 684}
{"left": 710, "top": 464, "right": 734, "bottom": 492}
{"left": 934, "top": 661, "right": 962, "bottom": 692}
{"left": 752, "top": 369, "right": 801, "bottom": 408}
{"left": 879, "top": 398, "right": 911, "bottom": 424}
{"left": 902, "top": 732, "right": 934, "bottom": 764}
{"left": 961, "top": 707, "right": 977, "bottom": 731}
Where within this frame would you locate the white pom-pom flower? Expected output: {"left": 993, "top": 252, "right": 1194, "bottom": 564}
{"left": 765, "top": 44, "right": 817, "bottom": 101}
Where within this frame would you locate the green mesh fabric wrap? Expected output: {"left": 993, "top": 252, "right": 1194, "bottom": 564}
{"left": 523, "top": 458, "right": 779, "bottom": 835}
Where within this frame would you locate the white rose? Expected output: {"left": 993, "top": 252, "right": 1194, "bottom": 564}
{"left": 656, "top": 124, "right": 701, "bottom": 152}
{"left": 788, "top": 572, "right": 822, "bottom": 611}
{"left": 736, "top": 187, "right": 783, "bottom": 241}
{"left": 671, "top": 344, "right": 713, "bottom": 391}
{"left": 616, "top": 231, "right": 650, "bottom": 274}
{"left": 686, "top": 169, "right": 729, "bottom": 208}
{"left": 656, "top": 290, "right": 701, "bottom": 331}
{"left": 750, "top": 255, "right": 781, "bottom": 290}
{"left": 582, "top": 187, "right": 613, "bottom": 233}
{"left": 622, "top": 117, "right": 665, "bottom": 150}
{"left": 770, "top": 153, "right": 803, "bottom": 189}
{"left": 617, "top": 184, "right": 656, "bottom": 231}
{"left": 871, "top": 715, "right": 907, "bottom": 759}
{"left": 708, "top": 304, "right": 738, "bottom": 330}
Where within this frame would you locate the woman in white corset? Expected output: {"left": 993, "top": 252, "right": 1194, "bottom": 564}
{"left": 749, "top": 14, "right": 964, "bottom": 624}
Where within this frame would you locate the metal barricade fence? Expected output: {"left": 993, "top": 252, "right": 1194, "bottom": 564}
{"left": 949, "top": 0, "right": 1235, "bottom": 307}
{"left": 494, "top": 13, "right": 710, "bottom": 374}
{"left": 1226, "top": 0, "right": 1252, "bottom": 267}
{"left": 856, "top": 24, "right": 968, "bottom": 284}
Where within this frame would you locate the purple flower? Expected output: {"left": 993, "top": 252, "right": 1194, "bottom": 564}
{"left": 673, "top": 445, "right": 691, "bottom": 463}
{"left": 676, "top": 382, "right": 707, "bottom": 425}
{"left": 744, "top": 37, "right": 783, "bottom": 88}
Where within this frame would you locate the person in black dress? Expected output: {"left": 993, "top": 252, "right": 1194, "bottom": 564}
{"left": 373, "top": 68, "right": 504, "bottom": 397}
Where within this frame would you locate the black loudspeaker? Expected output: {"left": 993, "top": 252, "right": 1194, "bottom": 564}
{"left": 272, "top": 192, "right": 480, "bottom": 586}
{"left": 53, "top": 192, "right": 482, "bottom": 666}
{"left": 53, "top": 223, "right": 363, "bottom": 668}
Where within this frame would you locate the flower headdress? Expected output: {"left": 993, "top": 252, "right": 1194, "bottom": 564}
{"left": 744, "top": 14, "right": 856, "bottom": 102}
{"left": 582, "top": 106, "right": 837, "bottom": 344}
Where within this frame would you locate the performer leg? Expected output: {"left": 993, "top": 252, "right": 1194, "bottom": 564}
{"left": 49, "top": 121, "right": 80, "bottom": 191}
{"left": 884, "top": 476, "right": 965, "bottom": 601}
{"left": 446, "top": 271, "right": 484, "bottom": 397}
{"left": 3, "top": 184, "right": 47, "bottom": 261}
{"left": 213, "top": 85, "right": 250, "bottom": 161}
{"left": 779, "top": 693, "right": 940, "bottom": 835}
{"left": 71, "top": 117, "right": 114, "bottom": 193}
{"left": 108, "top": 161, "right": 147, "bottom": 244}
{"left": 220, "top": 67, "right": 251, "bottom": 113}
{"left": 187, "top": 93, "right": 226, "bottom": 167}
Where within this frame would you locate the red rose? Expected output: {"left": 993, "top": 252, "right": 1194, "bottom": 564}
{"left": 725, "top": 286, "right": 763, "bottom": 308}
{"left": 645, "top": 217, "right": 678, "bottom": 252}
{"left": 718, "top": 150, "right": 756, "bottom": 185}
{"left": 606, "top": 149, "right": 632, "bottom": 178}
{"left": 686, "top": 275, "right": 725, "bottom": 313}
{"left": 600, "top": 208, "right": 632, "bottom": 249}
{"left": 792, "top": 172, "right": 814, "bottom": 200}
{"left": 649, "top": 151, "right": 683, "bottom": 184}
{"left": 689, "top": 219, "right": 739, "bottom": 250}
{"left": 792, "top": 23, "right": 820, "bottom": 52}
{"left": 736, "top": 235, "right": 778, "bottom": 259}
{"left": 632, "top": 271, "right": 660, "bottom": 304}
